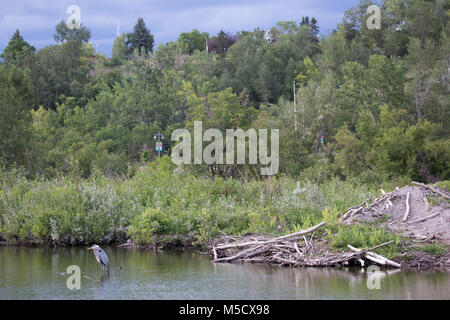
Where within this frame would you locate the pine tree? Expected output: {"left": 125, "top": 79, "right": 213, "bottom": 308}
{"left": 0, "top": 29, "right": 35, "bottom": 66}
{"left": 300, "top": 16, "right": 319, "bottom": 42}
{"left": 127, "top": 18, "right": 155, "bottom": 55}
{"left": 310, "top": 17, "right": 319, "bottom": 38}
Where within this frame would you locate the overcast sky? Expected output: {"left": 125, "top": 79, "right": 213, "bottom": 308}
{"left": 0, "top": 0, "right": 359, "bottom": 57}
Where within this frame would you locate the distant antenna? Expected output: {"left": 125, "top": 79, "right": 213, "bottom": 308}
{"left": 293, "top": 81, "right": 297, "bottom": 113}
{"left": 293, "top": 81, "right": 297, "bottom": 132}
{"left": 116, "top": 22, "right": 121, "bottom": 37}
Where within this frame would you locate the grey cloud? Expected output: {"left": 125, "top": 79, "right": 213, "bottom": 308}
{"left": 1, "top": 0, "right": 359, "bottom": 56}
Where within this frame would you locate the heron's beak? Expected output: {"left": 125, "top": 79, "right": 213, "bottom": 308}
{"left": 87, "top": 247, "right": 92, "bottom": 250}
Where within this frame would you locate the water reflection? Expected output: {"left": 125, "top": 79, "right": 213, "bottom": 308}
{"left": 0, "top": 246, "right": 449, "bottom": 299}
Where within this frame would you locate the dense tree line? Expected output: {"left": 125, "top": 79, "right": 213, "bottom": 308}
{"left": 0, "top": 0, "right": 448, "bottom": 183}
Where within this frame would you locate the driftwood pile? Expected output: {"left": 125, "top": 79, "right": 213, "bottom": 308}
{"left": 337, "top": 188, "right": 399, "bottom": 223}
{"left": 211, "top": 221, "right": 401, "bottom": 268}
{"left": 211, "top": 183, "right": 449, "bottom": 268}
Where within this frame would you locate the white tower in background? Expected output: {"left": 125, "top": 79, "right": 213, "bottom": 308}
{"left": 116, "top": 22, "right": 121, "bottom": 37}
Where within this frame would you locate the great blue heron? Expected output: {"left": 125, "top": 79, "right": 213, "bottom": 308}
{"left": 88, "top": 244, "right": 109, "bottom": 272}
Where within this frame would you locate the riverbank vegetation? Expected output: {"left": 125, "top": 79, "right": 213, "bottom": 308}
{"left": 0, "top": 157, "right": 399, "bottom": 250}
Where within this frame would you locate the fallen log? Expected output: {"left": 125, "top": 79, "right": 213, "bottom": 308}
{"left": 365, "top": 251, "right": 402, "bottom": 268}
{"left": 294, "top": 242, "right": 303, "bottom": 256}
{"left": 347, "top": 243, "right": 401, "bottom": 268}
{"left": 402, "top": 192, "right": 411, "bottom": 222}
{"left": 212, "top": 247, "right": 218, "bottom": 260}
{"left": 408, "top": 212, "right": 440, "bottom": 224}
{"left": 215, "top": 221, "right": 325, "bottom": 250}
{"left": 214, "top": 245, "right": 264, "bottom": 262}
{"left": 411, "top": 181, "right": 450, "bottom": 200}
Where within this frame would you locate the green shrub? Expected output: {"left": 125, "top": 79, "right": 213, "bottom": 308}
{"left": 329, "top": 224, "right": 401, "bottom": 258}
{"left": 128, "top": 208, "right": 174, "bottom": 244}
{"left": 413, "top": 243, "right": 447, "bottom": 257}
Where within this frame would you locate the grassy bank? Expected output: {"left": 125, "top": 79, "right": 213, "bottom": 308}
{"left": 0, "top": 156, "right": 409, "bottom": 257}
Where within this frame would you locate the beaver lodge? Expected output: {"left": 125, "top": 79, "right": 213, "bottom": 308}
{"left": 211, "top": 182, "right": 450, "bottom": 269}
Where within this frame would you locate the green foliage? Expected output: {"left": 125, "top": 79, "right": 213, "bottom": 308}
{"left": 29, "top": 41, "right": 94, "bottom": 110}
{"left": 0, "top": 166, "right": 382, "bottom": 246}
{"left": 112, "top": 33, "right": 128, "bottom": 62}
{"left": 177, "top": 29, "right": 209, "bottom": 54}
{"left": 334, "top": 105, "right": 449, "bottom": 182}
{"left": 0, "top": 29, "right": 35, "bottom": 67}
{"left": 0, "top": 0, "right": 448, "bottom": 183}
{"left": 128, "top": 208, "right": 174, "bottom": 244}
{"left": 126, "top": 18, "right": 155, "bottom": 54}
{"left": 434, "top": 180, "right": 450, "bottom": 191}
{"left": 413, "top": 243, "right": 448, "bottom": 257}
{"left": 329, "top": 224, "right": 401, "bottom": 258}
{"left": 295, "top": 56, "right": 318, "bottom": 86}
{"left": 0, "top": 65, "right": 34, "bottom": 168}
{"left": 54, "top": 20, "right": 91, "bottom": 43}
{"left": 0, "top": 172, "right": 132, "bottom": 244}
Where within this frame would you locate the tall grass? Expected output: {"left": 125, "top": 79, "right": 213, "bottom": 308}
{"left": 1, "top": 156, "right": 390, "bottom": 247}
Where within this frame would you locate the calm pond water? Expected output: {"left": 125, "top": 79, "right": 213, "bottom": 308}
{"left": 0, "top": 245, "right": 449, "bottom": 299}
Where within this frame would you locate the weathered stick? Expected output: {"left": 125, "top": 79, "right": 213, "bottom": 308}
{"left": 422, "top": 192, "right": 429, "bottom": 207}
{"left": 215, "top": 221, "right": 325, "bottom": 250}
{"left": 365, "top": 251, "right": 401, "bottom": 268}
{"left": 272, "top": 254, "right": 298, "bottom": 265}
{"left": 365, "top": 240, "right": 394, "bottom": 252}
{"left": 386, "top": 199, "right": 393, "bottom": 208}
{"left": 338, "top": 208, "right": 354, "bottom": 222}
{"left": 214, "top": 245, "right": 263, "bottom": 262}
{"left": 408, "top": 212, "right": 440, "bottom": 224}
{"left": 402, "top": 192, "right": 411, "bottom": 222}
{"left": 411, "top": 181, "right": 450, "bottom": 200}
{"left": 347, "top": 243, "right": 401, "bottom": 268}
{"left": 212, "top": 246, "right": 218, "bottom": 261}
{"left": 339, "top": 205, "right": 365, "bottom": 222}
{"left": 337, "top": 198, "right": 370, "bottom": 220}
{"left": 294, "top": 242, "right": 303, "bottom": 256}
{"left": 364, "top": 254, "right": 388, "bottom": 266}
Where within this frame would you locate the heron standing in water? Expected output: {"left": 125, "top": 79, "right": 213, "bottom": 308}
{"left": 88, "top": 244, "right": 110, "bottom": 273}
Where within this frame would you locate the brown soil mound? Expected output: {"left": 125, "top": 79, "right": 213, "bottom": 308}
{"left": 340, "top": 184, "right": 450, "bottom": 243}
{"left": 402, "top": 250, "right": 450, "bottom": 269}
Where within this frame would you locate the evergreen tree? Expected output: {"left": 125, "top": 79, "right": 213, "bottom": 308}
{"left": 127, "top": 18, "right": 155, "bottom": 54}
{"left": 300, "top": 16, "right": 320, "bottom": 42}
{"left": 0, "top": 29, "right": 35, "bottom": 66}
{"left": 310, "top": 17, "right": 320, "bottom": 38}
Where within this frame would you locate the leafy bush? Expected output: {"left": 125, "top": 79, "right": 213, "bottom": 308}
{"left": 413, "top": 243, "right": 448, "bottom": 257}
{"left": 329, "top": 224, "right": 401, "bottom": 258}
